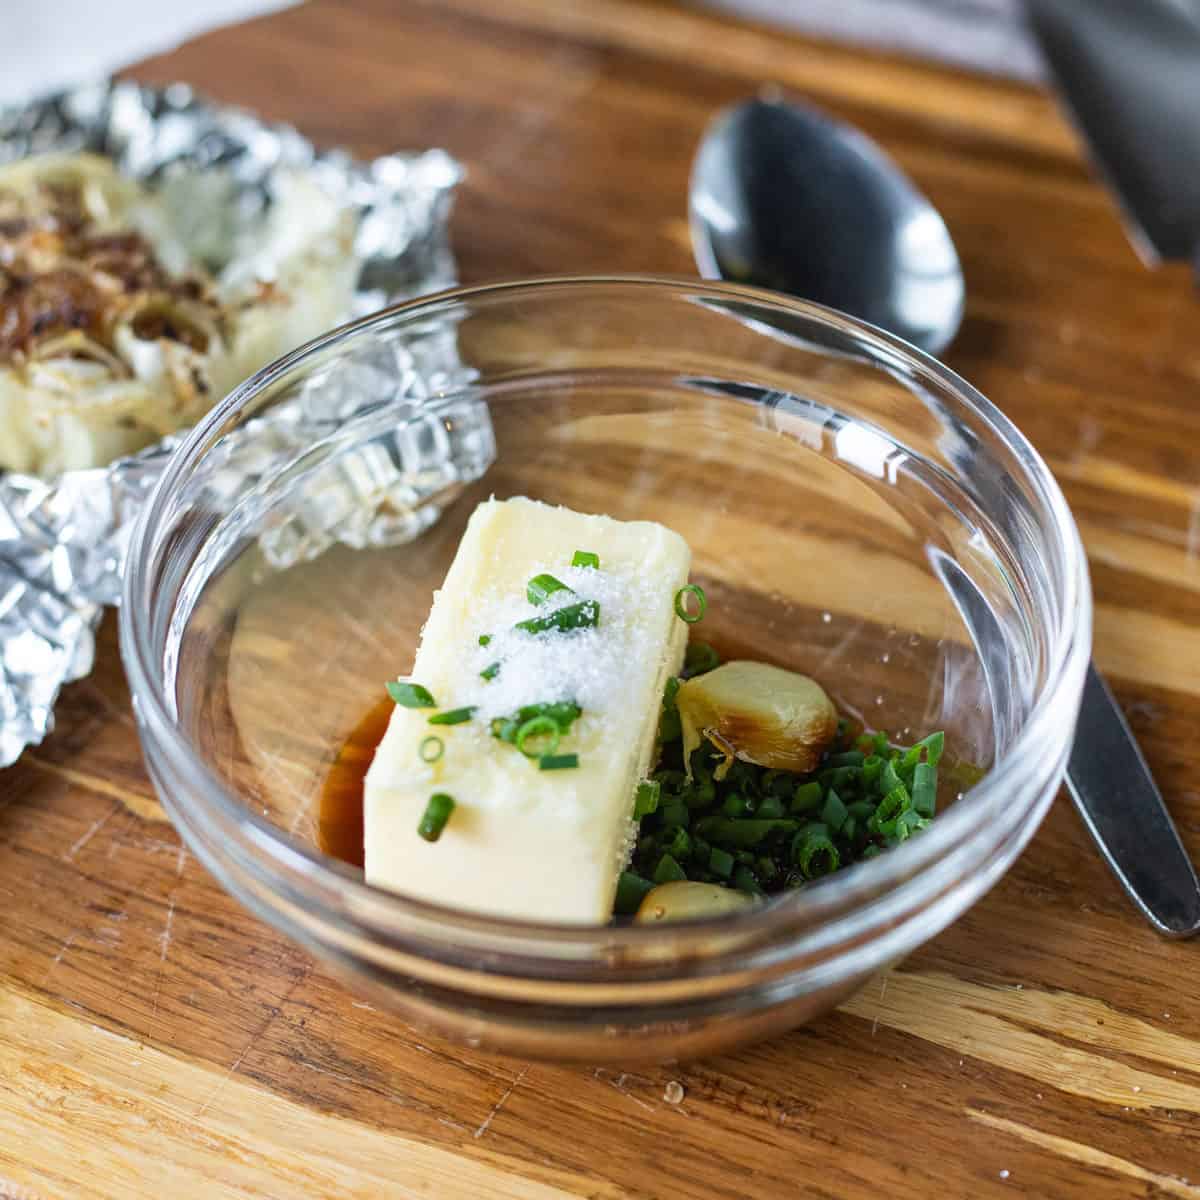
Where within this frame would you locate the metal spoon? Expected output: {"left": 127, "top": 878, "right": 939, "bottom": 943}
{"left": 690, "top": 94, "right": 1200, "bottom": 936}
{"left": 689, "top": 93, "right": 964, "bottom": 356}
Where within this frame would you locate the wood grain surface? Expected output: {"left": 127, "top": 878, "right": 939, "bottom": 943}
{"left": 3, "top": 1, "right": 1200, "bottom": 1196}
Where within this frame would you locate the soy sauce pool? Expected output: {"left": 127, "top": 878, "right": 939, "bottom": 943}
{"left": 318, "top": 696, "right": 392, "bottom": 868}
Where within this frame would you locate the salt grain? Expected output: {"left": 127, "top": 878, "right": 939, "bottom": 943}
{"left": 459, "top": 562, "right": 663, "bottom": 724}
{"left": 664, "top": 1081, "right": 685, "bottom": 1104}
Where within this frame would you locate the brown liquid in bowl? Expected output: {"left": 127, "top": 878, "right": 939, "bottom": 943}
{"left": 317, "top": 696, "right": 393, "bottom": 868}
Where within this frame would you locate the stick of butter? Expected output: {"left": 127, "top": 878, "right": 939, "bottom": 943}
{"left": 364, "top": 496, "right": 691, "bottom": 923}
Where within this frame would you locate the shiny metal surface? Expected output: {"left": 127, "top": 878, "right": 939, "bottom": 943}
{"left": 689, "top": 95, "right": 964, "bottom": 355}
{"left": 691, "top": 95, "right": 1199, "bottom": 935}
{"left": 1026, "top": 0, "right": 1200, "bottom": 270}
{"left": 1067, "top": 664, "right": 1200, "bottom": 937}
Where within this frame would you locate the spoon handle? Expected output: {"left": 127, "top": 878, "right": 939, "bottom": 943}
{"left": 1066, "top": 662, "right": 1200, "bottom": 937}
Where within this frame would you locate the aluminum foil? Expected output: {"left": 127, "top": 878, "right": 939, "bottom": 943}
{"left": 0, "top": 81, "right": 480, "bottom": 767}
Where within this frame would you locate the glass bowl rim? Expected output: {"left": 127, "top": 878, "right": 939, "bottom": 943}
{"left": 119, "top": 273, "right": 1092, "bottom": 944}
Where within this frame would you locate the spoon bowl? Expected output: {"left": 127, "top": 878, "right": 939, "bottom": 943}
{"left": 690, "top": 95, "right": 965, "bottom": 356}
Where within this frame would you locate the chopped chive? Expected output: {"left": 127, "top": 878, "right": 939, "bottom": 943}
{"left": 870, "top": 785, "right": 911, "bottom": 836}
{"left": 709, "top": 846, "right": 735, "bottom": 878}
{"left": 862, "top": 755, "right": 884, "bottom": 785}
{"left": 516, "top": 715, "right": 560, "bottom": 759}
{"left": 911, "top": 730, "right": 945, "bottom": 767}
{"left": 827, "top": 750, "right": 865, "bottom": 768}
{"left": 527, "top": 573, "right": 573, "bottom": 606}
{"left": 480, "top": 661, "right": 501, "bottom": 681}
{"left": 683, "top": 641, "right": 720, "bottom": 677}
{"left": 881, "top": 757, "right": 904, "bottom": 796}
{"left": 634, "top": 779, "right": 661, "bottom": 819}
{"left": 756, "top": 794, "right": 786, "bottom": 820}
{"left": 873, "top": 731, "right": 890, "bottom": 756}
{"left": 912, "top": 761, "right": 937, "bottom": 817}
{"left": 387, "top": 681, "right": 436, "bottom": 708}
{"left": 674, "top": 583, "right": 707, "bottom": 624}
{"left": 417, "top": 793, "right": 454, "bottom": 841}
{"left": 539, "top": 752, "right": 579, "bottom": 771}
{"left": 659, "top": 677, "right": 682, "bottom": 742}
{"left": 722, "top": 792, "right": 749, "bottom": 818}
{"left": 667, "top": 827, "right": 692, "bottom": 859}
{"left": 418, "top": 736, "right": 444, "bottom": 763}
{"left": 659, "top": 800, "right": 690, "bottom": 830}
{"left": 820, "top": 787, "right": 848, "bottom": 833}
{"left": 428, "top": 706, "right": 476, "bottom": 726}
{"left": 756, "top": 856, "right": 778, "bottom": 884}
{"left": 572, "top": 550, "right": 599, "bottom": 569}
{"left": 515, "top": 599, "right": 600, "bottom": 635}
{"left": 694, "top": 817, "right": 798, "bottom": 847}
{"left": 653, "top": 853, "right": 687, "bottom": 884}
{"left": 478, "top": 633, "right": 492, "bottom": 647}
{"left": 791, "top": 781, "right": 823, "bottom": 814}
{"left": 614, "top": 870, "right": 654, "bottom": 914}
{"left": 794, "top": 828, "right": 840, "bottom": 879}
{"left": 732, "top": 864, "right": 762, "bottom": 895}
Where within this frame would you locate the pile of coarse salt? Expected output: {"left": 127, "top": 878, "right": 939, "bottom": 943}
{"left": 457, "top": 561, "right": 663, "bottom": 724}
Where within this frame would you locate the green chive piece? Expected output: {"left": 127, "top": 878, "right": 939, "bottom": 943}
{"left": 756, "top": 856, "right": 778, "bottom": 884}
{"left": 683, "top": 641, "right": 720, "bottom": 677}
{"left": 417, "top": 793, "right": 455, "bottom": 842}
{"left": 674, "top": 583, "right": 707, "bottom": 624}
{"left": 516, "top": 715, "right": 560, "bottom": 759}
{"left": 709, "top": 846, "right": 735, "bottom": 878}
{"left": 527, "top": 573, "right": 572, "bottom": 606}
{"left": 659, "top": 677, "right": 683, "bottom": 742}
{"left": 912, "top": 761, "right": 937, "bottom": 817}
{"left": 668, "top": 827, "right": 692, "bottom": 859}
{"left": 795, "top": 829, "right": 840, "bottom": 879}
{"left": 912, "top": 730, "right": 945, "bottom": 767}
{"left": 539, "top": 753, "right": 580, "bottom": 771}
{"left": 827, "top": 750, "right": 865, "bottom": 768}
{"left": 492, "top": 702, "right": 582, "bottom": 745}
{"left": 821, "top": 787, "right": 848, "bottom": 833}
{"left": 694, "top": 817, "right": 798, "bottom": 848}
{"left": 870, "top": 785, "right": 911, "bottom": 836}
{"left": 572, "top": 550, "right": 599, "bottom": 569}
{"left": 756, "top": 794, "right": 785, "bottom": 820}
{"left": 733, "top": 864, "right": 762, "bottom": 895}
{"left": 881, "top": 757, "right": 904, "bottom": 796}
{"left": 791, "top": 781, "right": 823, "bottom": 814}
{"left": 418, "top": 736, "right": 444, "bottom": 764}
{"left": 428, "top": 706, "right": 476, "bottom": 726}
{"left": 862, "top": 843, "right": 883, "bottom": 859}
{"left": 862, "top": 755, "right": 884, "bottom": 786}
{"left": 659, "top": 800, "right": 690, "bottom": 830}
{"left": 873, "top": 731, "right": 890, "bottom": 756}
{"left": 614, "top": 870, "right": 654, "bottom": 914}
{"left": 722, "top": 792, "right": 749, "bottom": 818}
{"left": 653, "top": 853, "right": 687, "bottom": 884}
{"left": 478, "top": 634, "right": 492, "bottom": 647}
{"left": 387, "top": 681, "right": 436, "bottom": 708}
{"left": 634, "top": 780, "right": 661, "bottom": 819}
{"left": 480, "top": 661, "right": 501, "bottom": 681}
{"left": 515, "top": 599, "right": 600, "bottom": 635}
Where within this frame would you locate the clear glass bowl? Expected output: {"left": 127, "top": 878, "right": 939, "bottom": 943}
{"left": 120, "top": 277, "right": 1090, "bottom": 1062}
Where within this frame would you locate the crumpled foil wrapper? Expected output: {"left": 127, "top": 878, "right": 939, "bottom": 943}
{"left": 0, "top": 81, "right": 486, "bottom": 767}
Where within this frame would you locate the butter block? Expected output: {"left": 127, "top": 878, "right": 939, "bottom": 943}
{"left": 364, "top": 496, "right": 691, "bottom": 923}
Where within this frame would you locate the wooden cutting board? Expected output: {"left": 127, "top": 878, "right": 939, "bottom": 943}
{"left": 4, "top": 2, "right": 1199, "bottom": 1196}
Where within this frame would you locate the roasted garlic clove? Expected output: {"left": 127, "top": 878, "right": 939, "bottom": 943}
{"left": 635, "top": 881, "right": 758, "bottom": 923}
{"left": 676, "top": 660, "right": 837, "bottom": 778}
